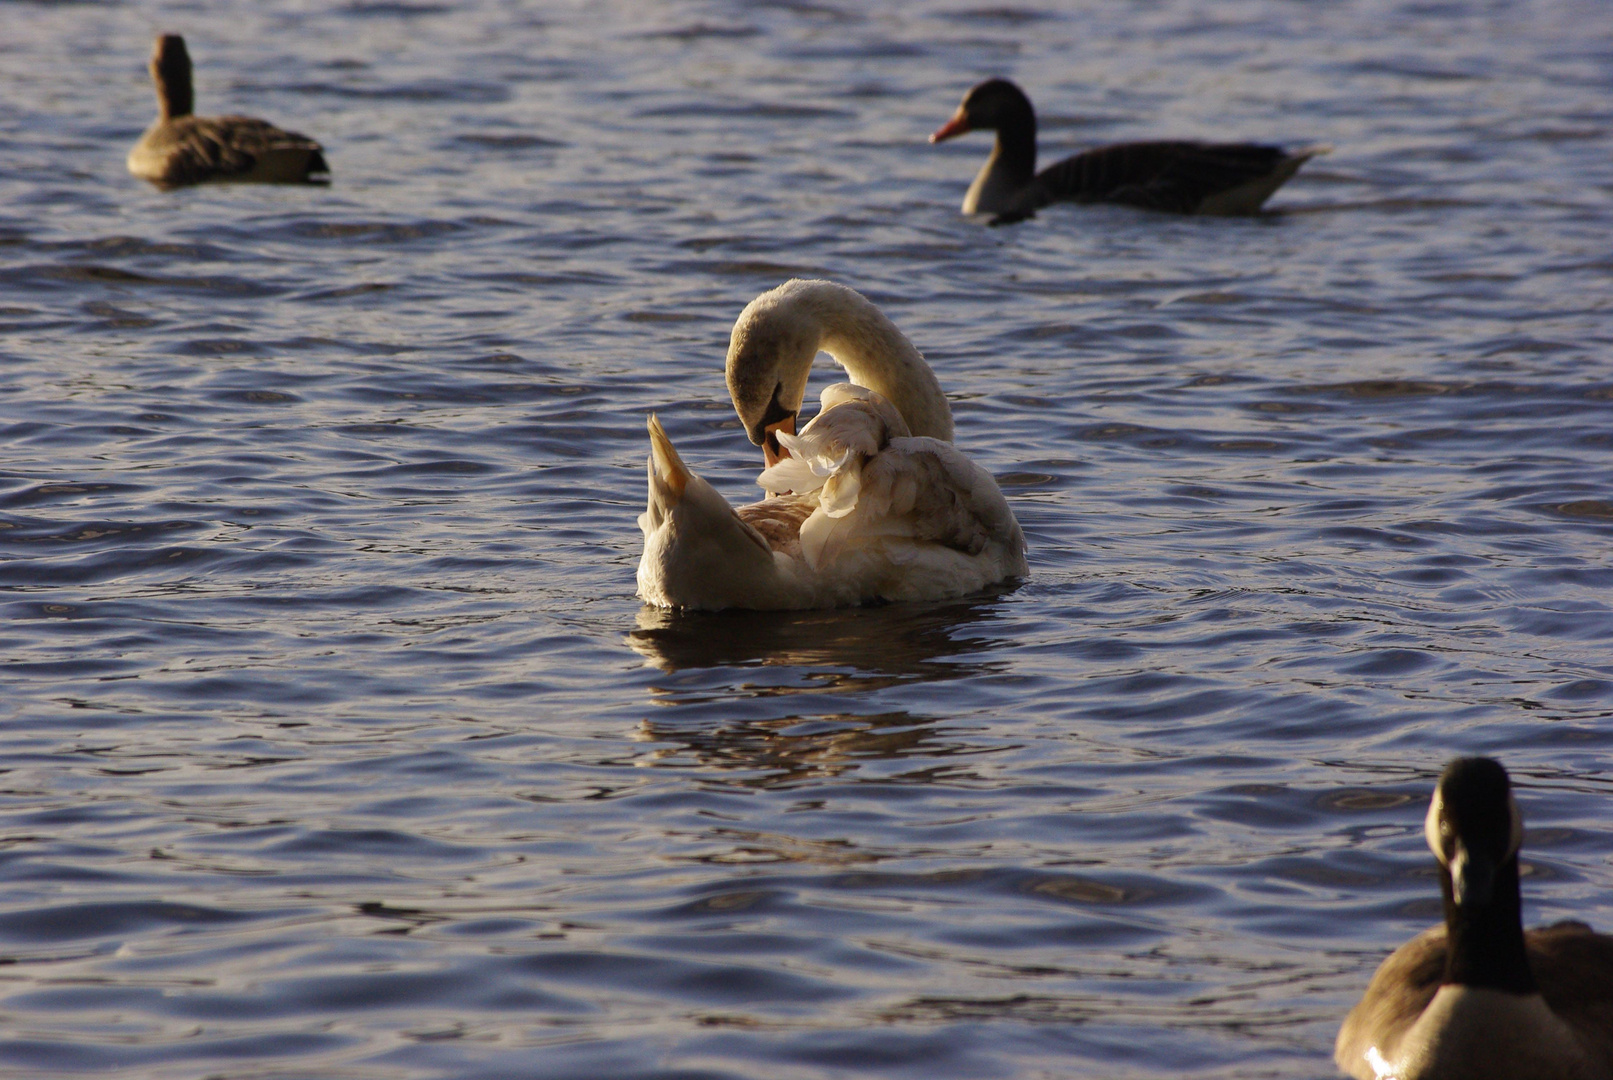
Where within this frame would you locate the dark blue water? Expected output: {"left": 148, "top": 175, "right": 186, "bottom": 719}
{"left": 1, "top": 1, "right": 1611, "bottom": 1077}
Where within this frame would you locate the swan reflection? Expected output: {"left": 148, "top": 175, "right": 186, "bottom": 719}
{"left": 631, "top": 709, "right": 998, "bottom": 791}
{"left": 625, "top": 590, "right": 1015, "bottom": 676}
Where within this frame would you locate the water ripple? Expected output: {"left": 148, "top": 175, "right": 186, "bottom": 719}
{"left": 0, "top": 0, "right": 1610, "bottom": 1078}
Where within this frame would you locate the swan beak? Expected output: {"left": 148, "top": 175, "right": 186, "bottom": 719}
{"left": 762, "top": 414, "right": 796, "bottom": 468}
{"left": 930, "top": 108, "right": 971, "bottom": 143}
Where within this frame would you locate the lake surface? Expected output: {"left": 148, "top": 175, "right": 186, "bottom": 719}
{"left": 1, "top": 1, "right": 1611, "bottom": 1077}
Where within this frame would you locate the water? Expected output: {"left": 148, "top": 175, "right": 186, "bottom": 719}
{"left": 1, "top": 0, "right": 1611, "bottom": 1076}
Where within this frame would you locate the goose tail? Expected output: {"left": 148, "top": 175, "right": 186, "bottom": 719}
{"left": 1289, "top": 143, "right": 1333, "bottom": 164}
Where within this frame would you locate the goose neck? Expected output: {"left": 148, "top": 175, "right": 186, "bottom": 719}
{"left": 1441, "top": 856, "right": 1536, "bottom": 994}
{"left": 157, "top": 78, "right": 193, "bottom": 120}
{"left": 991, "top": 117, "right": 1037, "bottom": 185}
{"left": 153, "top": 43, "right": 194, "bottom": 119}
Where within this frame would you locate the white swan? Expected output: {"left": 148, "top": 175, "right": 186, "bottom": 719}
{"left": 637, "top": 280, "right": 1027, "bottom": 611}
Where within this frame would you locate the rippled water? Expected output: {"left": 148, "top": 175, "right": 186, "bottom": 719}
{"left": 2, "top": 1, "right": 1611, "bottom": 1077}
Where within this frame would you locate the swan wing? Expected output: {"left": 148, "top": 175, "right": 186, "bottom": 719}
{"left": 734, "top": 495, "right": 816, "bottom": 558}
{"left": 757, "top": 385, "right": 906, "bottom": 498}
{"left": 861, "top": 436, "right": 1023, "bottom": 557}
{"left": 755, "top": 455, "right": 825, "bottom": 497}
{"left": 751, "top": 389, "right": 1024, "bottom": 586}
{"left": 797, "top": 435, "right": 1026, "bottom": 581}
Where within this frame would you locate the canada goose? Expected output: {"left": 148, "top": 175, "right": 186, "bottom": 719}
{"left": 1335, "top": 757, "right": 1613, "bottom": 1080}
{"left": 128, "top": 34, "right": 330, "bottom": 189}
{"left": 636, "top": 280, "right": 1026, "bottom": 611}
{"left": 930, "top": 78, "right": 1324, "bottom": 223}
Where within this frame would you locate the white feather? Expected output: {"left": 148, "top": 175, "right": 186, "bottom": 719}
{"left": 755, "top": 456, "right": 823, "bottom": 495}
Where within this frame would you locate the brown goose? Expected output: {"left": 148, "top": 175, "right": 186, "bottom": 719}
{"left": 930, "top": 78, "right": 1324, "bottom": 223}
{"left": 128, "top": 35, "right": 330, "bottom": 189}
{"left": 1335, "top": 757, "right": 1613, "bottom": 1080}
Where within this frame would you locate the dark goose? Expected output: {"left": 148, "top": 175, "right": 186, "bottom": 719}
{"left": 930, "top": 78, "right": 1323, "bottom": 224}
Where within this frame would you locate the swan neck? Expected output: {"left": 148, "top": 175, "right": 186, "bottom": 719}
{"left": 816, "top": 305, "right": 953, "bottom": 442}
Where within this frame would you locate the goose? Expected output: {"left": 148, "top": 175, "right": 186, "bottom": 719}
{"left": 128, "top": 34, "right": 330, "bottom": 189}
{"left": 1335, "top": 757, "right": 1613, "bottom": 1080}
{"left": 930, "top": 78, "right": 1325, "bottom": 223}
{"left": 637, "top": 280, "right": 1027, "bottom": 611}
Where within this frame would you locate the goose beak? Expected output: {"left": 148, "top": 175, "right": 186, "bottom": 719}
{"left": 930, "top": 108, "right": 971, "bottom": 143}
{"left": 762, "top": 415, "right": 796, "bottom": 468}
{"left": 1450, "top": 841, "right": 1495, "bottom": 907}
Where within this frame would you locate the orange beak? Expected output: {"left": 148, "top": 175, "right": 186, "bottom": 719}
{"left": 930, "top": 108, "right": 971, "bottom": 143}
{"left": 762, "top": 414, "right": 796, "bottom": 469}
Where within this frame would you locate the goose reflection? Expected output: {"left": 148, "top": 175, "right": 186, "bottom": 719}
{"left": 625, "top": 590, "right": 1014, "bottom": 676}
{"left": 631, "top": 709, "right": 993, "bottom": 791}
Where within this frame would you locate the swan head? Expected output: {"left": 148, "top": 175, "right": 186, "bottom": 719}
{"left": 1425, "top": 757, "right": 1523, "bottom": 909}
{"left": 151, "top": 34, "right": 194, "bottom": 119}
{"left": 931, "top": 78, "right": 1034, "bottom": 142}
{"left": 726, "top": 282, "right": 829, "bottom": 465}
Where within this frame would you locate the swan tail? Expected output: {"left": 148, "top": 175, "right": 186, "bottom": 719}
{"left": 646, "top": 414, "right": 689, "bottom": 502}
{"left": 640, "top": 413, "right": 692, "bottom": 538}
{"left": 646, "top": 417, "right": 766, "bottom": 550}
{"left": 639, "top": 417, "right": 784, "bottom": 609}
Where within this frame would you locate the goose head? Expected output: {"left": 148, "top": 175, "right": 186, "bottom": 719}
{"left": 151, "top": 34, "right": 195, "bottom": 119}
{"left": 1425, "top": 756, "right": 1524, "bottom": 909}
{"left": 930, "top": 78, "right": 1035, "bottom": 143}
